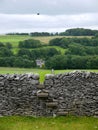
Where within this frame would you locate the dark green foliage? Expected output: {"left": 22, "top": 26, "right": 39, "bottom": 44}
{"left": 5, "top": 42, "right": 12, "bottom": 49}
{"left": 66, "top": 43, "right": 98, "bottom": 55}
{"left": 60, "top": 28, "right": 98, "bottom": 36}
{"left": 46, "top": 55, "right": 68, "bottom": 69}
{"left": 0, "top": 56, "right": 36, "bottom": 68}
{"left": 30, "top": 48, "right": 60, "bottom": 59}
{"left": 49, "top": 38, "right": 71, "bottom": 48}
{"left": 17, "top": 49, "right": 31, "bottom": 58}
{"left": 13, "top": 57, "right": 36, "bottom": 68}
{"left": 0, "top": 42, "right": 5, "bottom": 47}
{"left": 0, "top": 47, "right": 13, "bottom": 57}
{"left": 18, "top": 39, "right": 42, "bottom": 48}
{"left": 30, "top": 32, "right": 50, "bottom": 36}
{"left": 49, "top": 37, "right": 98, "bottom": 48}
{"left": 6, "top": 33, "right": 29, "bottom": 35}
{"left": 46, "top": 55, "right": 98, "bottom": 69}
{"left": 49, "top": 38, "right": 62, "bottom": 46}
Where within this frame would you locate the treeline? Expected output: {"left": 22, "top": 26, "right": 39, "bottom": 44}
{"left": 46, "top": 55, "right": 98, "bottom": 69}
{"left": 59, "top": 28, "right": 98, "bottom": 36}
{"left": 30, "top": 32, "right": 54, "bottom": 36}
{"left": 49, "top": 37, "right": 98, "bottom": 48}
{"left": 6, "top": 28, "right": 98, "bottom": 36}
{"left": 6, "top": 33, "right": 29, "bottom": 35}
{"left": 6, "top": 32, "right": 54, "bottom": 36}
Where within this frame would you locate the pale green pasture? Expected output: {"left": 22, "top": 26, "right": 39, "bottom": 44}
{"left": 0, "top": 67, "right": 71, "bottom": 82}
{"left": 0, "top": 35, "right": 30, "bottom": 48}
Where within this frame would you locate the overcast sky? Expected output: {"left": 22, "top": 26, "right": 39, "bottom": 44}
{"left": 0, "top": 0, "right": 98, "bottom": 34}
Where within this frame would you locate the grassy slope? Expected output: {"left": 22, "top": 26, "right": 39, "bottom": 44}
{"left": 0, "top": 116, "right": 98, "bottom": 130}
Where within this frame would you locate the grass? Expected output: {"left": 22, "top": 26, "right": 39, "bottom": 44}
{"left": 0, "top": 67, "right": 72, "bottom": 83}
{"left": 0, "top": 116, "right": 98, "bottom": 130}
{"left": 0, "top": 67, "right": 98, "bottom": 83}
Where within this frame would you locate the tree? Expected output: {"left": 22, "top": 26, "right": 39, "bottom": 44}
{"left": 18, "top": 39, "right": 42, "bottom": 48}
{"left": 0, "top": 42, "right": 5, "bottom": 47}
{"left": 0, "top": 47, "right": 13, "bottom": 57}
{"left": 17, "top": 49, "right": 31, "bottom": 58}
{"left": 45, "top": 55, "right": 68, "bottom": 69}
{"left": 5, "top": 42, "right": 12, "bottom": 49}
{"left": 67, "top": 43, "right": 86, "bottom": 56}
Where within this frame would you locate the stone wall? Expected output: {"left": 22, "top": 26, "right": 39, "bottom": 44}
{"left": 0, "top": 73, "right": 39, "bottom": 116}
{"left": 0, "top": 71, "right": 98, "bottom": 117}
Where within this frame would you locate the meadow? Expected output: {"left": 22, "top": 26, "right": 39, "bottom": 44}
{"left": 0, "top": 116, "right": 98, "bottom": 130}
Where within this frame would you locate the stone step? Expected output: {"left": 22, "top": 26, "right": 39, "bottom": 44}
{"left": 46, "top": 102, "right": 58, "bottom": 108}
{"left": 37, "top": 92, "right": 49, "bottom": 98}
{"left": 37, "top": 84, "right": 45, "bottom": 89}
{"left": 57, "top": 111, "right": 68, "bottom": 116}
{"left": 95, "top": 112, "right": 98, "bottom": 115}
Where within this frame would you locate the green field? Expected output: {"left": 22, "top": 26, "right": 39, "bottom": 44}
{"left": 0, "top": 116, "right": 98, "bottom": 130}
{"left": 0, "top": 67, "right": 98, "bottom": 82}
{"left": 0, "top": 67, "right": 72, "bottom": 82}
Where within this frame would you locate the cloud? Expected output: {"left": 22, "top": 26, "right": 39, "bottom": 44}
{"left": 0, "top": 13, "right": 98, "bottom": 34}
{"left": 0, "top": 0, "right": 98, "bottom": 33}
{"left": 0, "top": 0, "right": 98, "bottom": 14}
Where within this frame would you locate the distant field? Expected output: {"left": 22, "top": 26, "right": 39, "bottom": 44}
{"left": 0, "top": 116, "right": 98, "bottom": 130}
{"left": 0, "top": 35, "right": 92, "bottom": 48}
{"left": 0, "top": 67, "right": 98, "bottom": 82}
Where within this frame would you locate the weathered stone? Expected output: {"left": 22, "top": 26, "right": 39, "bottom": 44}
{"left": 45, "top": 74, "right": 54, "bottom": 80}
{"left": 37, "top": 84, "right": 45, "bottom": 89}
{"left": 57, "top": 111, "right": 68, "bottom": 116}
{"left": 37, "top": 92, "right": 49, "bottom": 98}
{"left": 46, "top": 102, "right": 58, "bottom": 108}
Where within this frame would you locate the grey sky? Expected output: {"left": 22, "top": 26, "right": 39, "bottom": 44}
{"left": 0, "top": 0, "right": 98, "bottom": 33}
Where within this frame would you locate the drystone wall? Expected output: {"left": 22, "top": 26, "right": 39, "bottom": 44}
{"left": 0, "top": 71, "right": 98, "bottom": 117}
{"left": 0, "top": 74, "right": 39, "bottom": 116}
